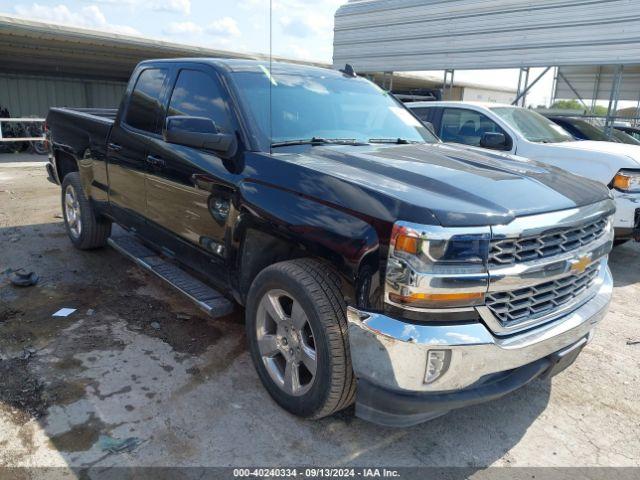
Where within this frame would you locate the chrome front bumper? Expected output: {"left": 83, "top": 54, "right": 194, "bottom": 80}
{"left": 611, "top": 190, "right": 640, "bottom": 238}
{"left": 347, "top": 266, "right": 612, "bottom": 394}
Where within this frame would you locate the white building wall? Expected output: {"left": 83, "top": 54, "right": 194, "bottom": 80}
{"left": 461, "top": 87, "right": 516, "bottom": 104}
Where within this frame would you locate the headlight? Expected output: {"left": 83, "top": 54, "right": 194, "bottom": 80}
{"left": 386, "top": 222, "right": 490, "bottom": 309}
{"left": 612, "top": 170, "right": 640, "bottom": 193}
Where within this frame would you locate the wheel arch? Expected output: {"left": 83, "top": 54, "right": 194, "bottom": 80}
{"left": 54, "top": 148, "right": 79, "bottom": 182}
{"left": 232, "top": 182, "right": 382, "bottom": 306}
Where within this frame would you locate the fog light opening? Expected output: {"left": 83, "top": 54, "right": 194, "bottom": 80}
{"left": 424, "top": 349, "right": 451, "bottom": 384}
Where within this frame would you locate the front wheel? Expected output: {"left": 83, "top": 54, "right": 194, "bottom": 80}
{"left": 61, "top": 172, "right": 111, "bottom": 249}
{"left": 246, "top": 259, "right": 356, "bottom": 419}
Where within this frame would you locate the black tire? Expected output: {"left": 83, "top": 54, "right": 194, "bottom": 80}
{"left": 31, "top": 141, "right": 48, "bottom": 155}
{"left": 61, "top": 172, "right": 111, "bottom": 250}
{"left": 614, "top": 239, "right": 630, "bottom": 247}
{"left": 246, "top": 258, "right": 356, "bottom": 419}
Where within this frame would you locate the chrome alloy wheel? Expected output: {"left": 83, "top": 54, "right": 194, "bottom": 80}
{"left": 64, "top": 184, "right": 82, "bottom": 239}
{"left": 256, "top": 289, "right": 317, "bottom": 396}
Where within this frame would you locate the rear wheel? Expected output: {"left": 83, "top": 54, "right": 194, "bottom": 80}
{"left": 246, "top": 259, "right": 355, "bottom": 419}
{"left": 61, "top": 172, "right": 111, "bottom": 249}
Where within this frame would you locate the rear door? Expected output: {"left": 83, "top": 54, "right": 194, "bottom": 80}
{"left": 144, "top": 65, "right": 239, "bottom": 276}
{"left": 107, "top": 67, "right": 170, "bottom": 226}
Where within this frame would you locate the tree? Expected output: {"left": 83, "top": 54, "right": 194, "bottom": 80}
{"left": 551, "top": 99, "right": 608, "bottom": 116}
{"left": 551, "top": 99, "right": 584, "bottom": 111}
{"left": 592, "top": 105, "right": 609, "bottom": 116}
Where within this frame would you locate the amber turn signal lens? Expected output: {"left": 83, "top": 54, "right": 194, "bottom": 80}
{"left": 389, "top": 291, "right": 484, "bottom": 308}
{"left": 613, "top": 173, "right": 632, "bottom": 191}
{"left": 395, "top": 234, "right": 419, "bottom": 254}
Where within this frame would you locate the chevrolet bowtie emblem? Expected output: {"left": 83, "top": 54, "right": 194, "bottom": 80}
{"left": 570, "top": 255, "right": 591, "bottom": 274}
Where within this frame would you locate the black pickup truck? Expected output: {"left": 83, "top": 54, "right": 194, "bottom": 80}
{"left": 47, "top": 59, "right": 615, "bottom": 427}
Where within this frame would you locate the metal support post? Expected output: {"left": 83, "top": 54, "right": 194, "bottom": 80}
{"left": 605, "top": 65, "right": 624, "bottom": 138}
{"left": 512, "top": 67, "right": 551, "bottom": 106}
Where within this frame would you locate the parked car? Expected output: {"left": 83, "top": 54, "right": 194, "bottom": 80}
{"left": 408, "top": 101, "right": 640, "bottom": 244}
{"left": 615, "top": 125, "right": 640, "bottom": 142}
{"left": 47, "top": 60, "right": 614, "bottom": 427}
{"left": 546, "top": 116, "right": 640, "bottom": 146}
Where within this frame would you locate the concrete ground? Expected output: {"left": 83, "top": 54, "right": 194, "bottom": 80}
{"left": 0, "top": 154, "right": 639, "bottom": 469}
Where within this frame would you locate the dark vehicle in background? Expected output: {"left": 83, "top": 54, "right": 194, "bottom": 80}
{"left": 547, "top": 116, "right": 640, "bottom": 145}
{"left": 46, "top": 59, "right": 614, "bottom": 427}
{"left": 615, "top": 125, "right": 640, "bottom": 142}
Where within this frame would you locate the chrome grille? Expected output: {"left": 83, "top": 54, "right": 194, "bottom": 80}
{"left": 486, "top": 262, "right": 600, "bottom": 327}
{"left": 489, "top": 216, "right": 608, "bottom": 266}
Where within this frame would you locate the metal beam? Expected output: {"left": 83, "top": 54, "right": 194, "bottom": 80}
{"left": 443, "top": 69, "right": 455, "bottom": 100}
{"left": 550, "top": 67, "right": 559, "bottom": 105}
{"left": 557, "top": 71, "right": 590, "bottom": 109}
{"left": 521, "top": 68, "right": 531, "bottom": 106}
{"left": 512, "top": 67, "right": 551, "bottom": 106}
{"left": 591, "top": 66, "right": 602, "bottom": 113}
{"left": 605, "top": 65, "right": 624, "bottom": 137}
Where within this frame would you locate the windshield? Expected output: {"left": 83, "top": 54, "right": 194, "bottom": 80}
{"left": 231, "top": 67, "right": 438, "bottom": 148}
{"left": 491, "top": 107, "right": 574, "bottom": 143}
{"left": 612, "top": 129, "right": 640, "bottom": 145}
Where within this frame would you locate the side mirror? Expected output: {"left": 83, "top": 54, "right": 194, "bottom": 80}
{"left": 480, "top": 132, "right": 508, "bottom": 150}
{"left": 164, "top": 116, "right": 237, "bottom": 158}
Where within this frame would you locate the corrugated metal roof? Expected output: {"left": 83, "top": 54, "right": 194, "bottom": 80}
{"left": 556, "top": 65, "right": 640, "bottom": 102}
{"left": 0, "top": 14, "right": 327, "bottom": 81}
{"left": 333, "top": 0, "right": 640, "bottom": 71}
{"left": 0, "top": 14, "right": 513, "bottom": 95}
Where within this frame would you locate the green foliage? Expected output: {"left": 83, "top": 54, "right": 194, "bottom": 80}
{"left": 592, "top": 105, "right": 608, "bottom": 116}
{"left": 551, "top": 100, "right": 584, "bottom": 111}
{"left": 551, "top": 100, "right": 608, "bottom": 116}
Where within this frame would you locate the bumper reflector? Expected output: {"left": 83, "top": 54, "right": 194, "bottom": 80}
{"left": 425, "top": 350, "right": 451, "bottom": 384}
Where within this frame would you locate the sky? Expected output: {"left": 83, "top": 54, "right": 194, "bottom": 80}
{"left": 0, "top": 0, "right": 558, "bottom": 106}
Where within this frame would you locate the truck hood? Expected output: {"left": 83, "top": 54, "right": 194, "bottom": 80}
{"left": 277, "top": 142, "right": 610, "bottom": 227}
{"left": 533, "top": 140, "right": 640, "bottom": 183}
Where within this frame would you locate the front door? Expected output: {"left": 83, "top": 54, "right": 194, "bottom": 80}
{"left": 145, "top": 67, "right": 239, "bottom": 277}
{"left": 438, "top": 107, "right": 513, "bottom": 152}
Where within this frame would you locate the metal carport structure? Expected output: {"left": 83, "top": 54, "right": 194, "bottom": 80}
{"left": 333, "top": 0, "right": 640, "bottom": 133}
{"left": 0, "top": 14, "right": 514, "bottom": 117}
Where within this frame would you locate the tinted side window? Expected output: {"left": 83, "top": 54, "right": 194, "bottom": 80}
{"left": 125, "top": 68, "right": 168, "bottom": 134}
{"left": 440, "top": 108, "right": 505, "bottom": 146}
{"left": 411, "top": 107, "right": 431, "bottom": 122}
{"left": 167, "top": 70, "right": 231, "bottom": 133}
{"left": 554, "top": 120, "right": 582, "bottom": 139}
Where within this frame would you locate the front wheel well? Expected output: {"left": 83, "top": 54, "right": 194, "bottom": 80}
{"left": 237, "top": 229, "right": 304, "bottom": 302}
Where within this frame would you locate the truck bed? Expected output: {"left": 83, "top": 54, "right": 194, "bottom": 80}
{"left": 47, "top": 107, "right": 115, "bottom": 159}
{"left": 63, "top": 108, "right": 118, "bottom": 121}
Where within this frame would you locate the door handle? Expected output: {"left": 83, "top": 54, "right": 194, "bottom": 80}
{"left": 107, "top": 142, "right": 122, "bottom": 152}
{"left": 146, "top": 155, "right": 166, "bottom": 167}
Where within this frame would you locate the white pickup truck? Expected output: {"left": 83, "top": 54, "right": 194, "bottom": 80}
{"left": 407, "top": 101, "right": 640, "bottom": 243}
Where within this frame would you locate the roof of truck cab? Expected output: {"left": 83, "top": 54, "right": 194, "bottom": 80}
{"left": 138, "top": 58, "right": 344, "bottom": 76}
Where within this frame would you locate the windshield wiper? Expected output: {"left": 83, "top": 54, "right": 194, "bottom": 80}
{"left": 368, "top": 138, "right": 421, "bottom": 145}
{"left": 271, "top": 137, "right": 366, "bottom": 147}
